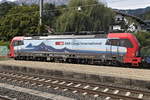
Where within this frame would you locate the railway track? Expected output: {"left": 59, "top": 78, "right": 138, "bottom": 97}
{"left": 0, "top": 71, "right": 150, "bottom": 100}
{"left": 0, "top": 95, "right": 14, "bottom": 100}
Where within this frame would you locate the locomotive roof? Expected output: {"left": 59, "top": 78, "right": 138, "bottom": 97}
{"left": 23, "top": 34, "right": 107, "bottom": 40}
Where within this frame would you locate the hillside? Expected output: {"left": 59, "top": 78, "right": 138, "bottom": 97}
{"left": 0, "top": 0, "right": 11, "bottom": 3}
{"left": 15, "top": 0, "right": 69, "bottom": 5}
{"left": 119, "top": 6, "right": 150, "bottom": 17}
{"left": 0, "top": 0, "right": 69, "bottom": 5}
{"left": 141, "top": 11, "right": 150, "bottom": 20}
{"left": 1, "top": 0, "right": 107, "bottom": 5}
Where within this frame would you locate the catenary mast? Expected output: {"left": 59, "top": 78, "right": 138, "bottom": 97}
{"left": 39, "top": 0, "right": 43, "bottom": 26}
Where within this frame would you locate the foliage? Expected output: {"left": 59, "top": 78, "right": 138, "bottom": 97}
{"left": 144, "top": 11, "right": 150, "bottom": 20}
{"left": 55, "top": 0, "right": 114, "bottom": 32}
{"left": 140, "top": 11, "right": 150, "bottom": 20}
{"left": 0, "top": 5, "right": 39, "bottom": 41}
{"left": 135, "top": 31, "right": 150, "bottom": 47}
{"left": 0, "top": 3, "right": 61, "bottom": 40}
{"left": 140, "top": 46, "right": 150, "bottom": 56}
{"left": 0, "top": 0, "right": 115, "bottom": 40}
{"left": 134, "top": 31, "right": 150, "bottom": 56}
{"left": 0, "top": 41, "right": 9, "bottom": 47}
{"left": 43, "top": 3, "right": 60, "bottom": 27}
{"left": 0, "top": 2, "right": 17, "bottom": 17}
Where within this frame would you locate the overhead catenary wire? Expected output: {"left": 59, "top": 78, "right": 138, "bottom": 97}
{"left": 0, "top": 3, "right": 106, "bottom": 17}
{"left": 0, "top": 0, "right": 149, "bottom": 18}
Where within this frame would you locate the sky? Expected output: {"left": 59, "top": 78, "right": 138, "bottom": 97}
{"left": 1, "top": 0, "right": 150, "bottom": 10}
{"left": 106, "top": 0, "right": 150, "bottom": 9}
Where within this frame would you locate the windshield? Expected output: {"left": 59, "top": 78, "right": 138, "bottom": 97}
{"left": 106, "top": 39, "right": 133, "bottom": 48}
{"left": 13, "top": 40, "right": 24, "bottom": 46}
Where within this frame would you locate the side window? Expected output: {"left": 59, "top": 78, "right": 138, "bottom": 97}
{"left": 13, "top": 40, "right": 24, "bottom": 46}
{"left": 18, "top": 40, "right": 24, "bottom": 45}
{"left": 119, "top": 39, "right": 133, "bottom": 48}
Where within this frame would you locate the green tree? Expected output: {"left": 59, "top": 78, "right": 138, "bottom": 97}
{"left": 0, "top": 5, "right": 39, "bottom": 41}
{"left": 141, "top": 11, "right": 150, "bottom": 20}
{"left": 0, "top": 2, "right": 17, "bottom": 17}
{"left": 134, "top": 31, "right": 150, "bottom": 56}
{"left": 55, "top": 0, "right": 114, "bottom": 33}
{"left": 43, "top": 3, "right": 59, "bottom": 26}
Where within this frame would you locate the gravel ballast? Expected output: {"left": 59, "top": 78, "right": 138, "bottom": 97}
{"left": 0, "top": 60, "right": 150, "bottom": 90}
{"left": 0, "top": 60, "right": 150, "bottom": 81}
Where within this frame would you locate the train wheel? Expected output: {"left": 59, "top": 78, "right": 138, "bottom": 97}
{"left": 14, "top": 57, "right": 18, "bottom": 60}
{"left": 66, "top": 58, "right": 72, "bottom": 63}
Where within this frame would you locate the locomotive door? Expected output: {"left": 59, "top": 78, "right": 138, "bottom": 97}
{"left": 107, "top": 39, "right": 120, "bottom": 63}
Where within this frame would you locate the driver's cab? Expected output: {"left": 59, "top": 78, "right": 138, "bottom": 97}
{"left": 105, "top": 38, "right": 132, "bottom": 62}
{"left": 9, "top": 37, "right": 24, "bottom": 57}
{"left": 106, "top": 38, "right": 133, "bottom": 48}
{"left": 12, "top": 40, "right": 24, "bottom": 46}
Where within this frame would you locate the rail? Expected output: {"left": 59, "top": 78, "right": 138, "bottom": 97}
{"left": 0, "top": 70, "right": 149, "bottom": 100}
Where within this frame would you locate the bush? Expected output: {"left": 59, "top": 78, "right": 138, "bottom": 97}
{"left": 141, "top": 46, "right": 150, "bottom": 56}
{"left": 0, "top": 41, "right": 9, "bottom": 47}
{"left": 134, "top": 31, "right": 150, "bottom": 56}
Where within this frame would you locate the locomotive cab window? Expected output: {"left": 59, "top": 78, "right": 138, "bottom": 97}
{"left": 13, "top": 40, "right": 24, "bottom": 46}
{"left": 106, "top": 39, "right": 133, "bottom": 48}
{"left": 106, "top": 39, "right": 119, "bottom": 46}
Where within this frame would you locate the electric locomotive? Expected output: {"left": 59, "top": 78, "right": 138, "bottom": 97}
{"left": 9, "top": 32, "right": 142, "bottom": 67}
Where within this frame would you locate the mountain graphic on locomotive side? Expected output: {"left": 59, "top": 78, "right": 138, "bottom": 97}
{"left": 9, "top": 32, "right": 144, "bottom": 67}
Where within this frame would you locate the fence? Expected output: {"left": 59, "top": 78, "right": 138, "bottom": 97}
{"left": 0, "top": 46, "right": 9, "bottom": 57}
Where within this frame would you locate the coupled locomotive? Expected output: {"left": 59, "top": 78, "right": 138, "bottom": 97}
{"left": 9, "top": 33, "right": 142, "bottom": 67}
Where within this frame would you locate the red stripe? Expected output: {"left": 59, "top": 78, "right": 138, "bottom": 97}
{"left": 55, "top": 42, "right": 64, "bottom": 45}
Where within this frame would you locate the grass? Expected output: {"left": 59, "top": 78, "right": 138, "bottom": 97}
{"left": 0, "top": 57, "right": 11, "bottom": 61}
